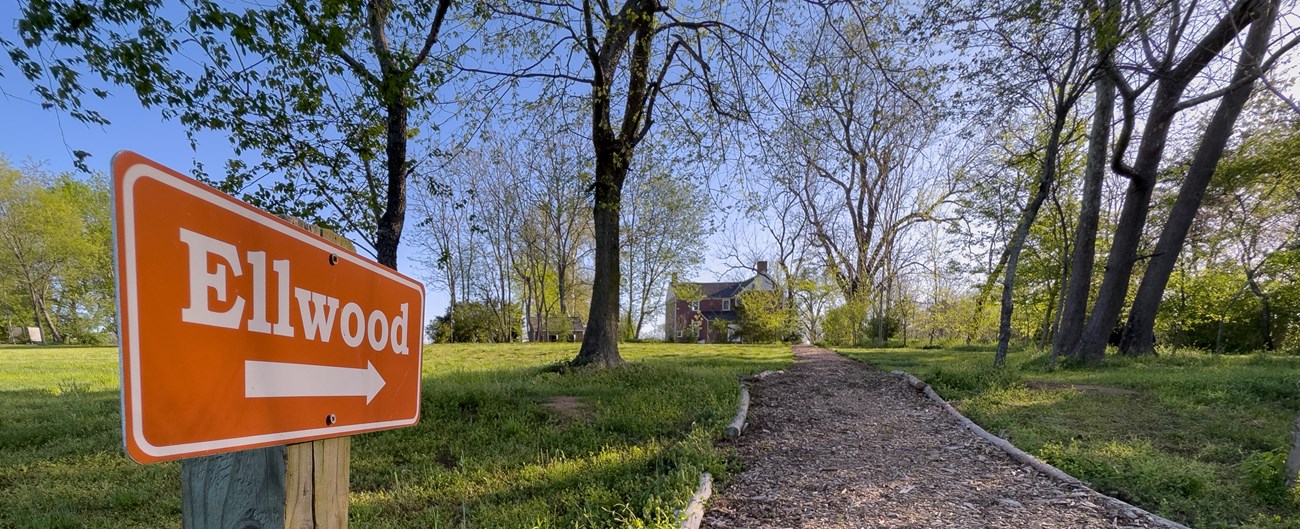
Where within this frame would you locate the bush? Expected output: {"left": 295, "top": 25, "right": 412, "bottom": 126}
{"left": 735, "top": 290, "right": 796, "bottom": 343}
{"left": 429, "top": 301, "right": 521, "bottom": 343}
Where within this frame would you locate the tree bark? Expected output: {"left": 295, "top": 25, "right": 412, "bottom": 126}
{"left": 995, "top": 112, "right": 1068, "bottom": 367}
{"left": 572, "top": 0, "right": 660, "bottom": 366}
{"left": 1072, "top": 171, "right": 1155, "bottom": 363}
{"left": 574, "top": 152, "right": 628, "bottom": 367}
{"left": 375, "top": 99, "right": 408, "bottom": 270}
{"left": 1038, "top": 280, "right": 1058, "bottom": 351}
{"left": 1245, "top": 268, "right": 1275, "bottom": 350}
{"left": 1118, "top": 0, "right": 1278, "bottom": 355}
{"left": 1054, "top": 59, "right": 1113, "bottom": 360}
{"left": 1072, "top": 0, "right": 1261, "bottom": 363}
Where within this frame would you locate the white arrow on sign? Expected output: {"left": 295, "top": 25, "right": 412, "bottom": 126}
{"left": 245, "top": 360, "right": 386, "bottom": 404}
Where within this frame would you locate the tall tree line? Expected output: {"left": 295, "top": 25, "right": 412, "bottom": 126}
{"left": 0, "top": 159, "right": 114, "bottom": 344}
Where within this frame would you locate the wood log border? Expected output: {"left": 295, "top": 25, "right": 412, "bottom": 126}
{"left": 890, "top": 370, "right": 1193, "bottom": 529}
{"left": 726, "top": 370, "right": 782, "bottom": 440}
{"left": 1287, "top": 412, "right": 1300, "bottom": 488}
{"left": 678, "top": 472, "right": 712, "bottom": 529}
{"left": 725, "top": 385, "right": 750, "bottom": 440}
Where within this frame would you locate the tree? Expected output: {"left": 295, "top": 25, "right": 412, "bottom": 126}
{"left": 1052, "top": 0, "right": 1119, "bottom": 363}
{"left": 735, "top": 289, "right": 797, "bottom": 343}
{"left": 483, "top": 0, "right": 751, "bottom": 366}
{"left": 1117, "top": 0, "right": 1284, "bottom": 355}
{"left": 413, "top": 173, "right": 477, "bottom": 330}
{"left": 790, "top": 272, "right": 837, "bottom": 344}
{"left": 0, "top": 159, "right": 113, "bottom": 343}
{"left": 7, "top": 0, "right": 459, "bottom": 269}
{"left": 1159, "top": 109, "right": 1300, "bottom": 352}
{"left": 1070, "top": 0, "right": 1281, "bottom": 362}
{"left": 620, "top": 149, "right": 710, "bottom": 340}
{"left": 429, "top": 301, "right": 522, "bottom": 343}
{"left": 977, "top": 1, "right": 1097, "bottom": 367}
{"left": 764, "top": 12, "right": 953, "bottom": 309}
{"left": 525, "top": 131, "right": 593, "bottom": 322}
{"left": 822, "top": 295, "right": 871, "bottom": 347}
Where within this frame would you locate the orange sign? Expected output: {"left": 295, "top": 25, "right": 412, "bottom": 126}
{"left": 112, "top": 151, "right": 424, "bottom": 463}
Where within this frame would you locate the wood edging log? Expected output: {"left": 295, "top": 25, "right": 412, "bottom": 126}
{"left": 678, "top": 472, "right": 712, "bottom": 529}
{"left": 725, "top": 385, "right": 750, "bottom": 440}
{"left": 741, "top": 369, "right": 783, "bottom": 382}
{"left": 1286, "top": 412, "right": 1300, "bottom": 488}
{"left": 889, "top": 370, "right": 1194, "bottom": 529}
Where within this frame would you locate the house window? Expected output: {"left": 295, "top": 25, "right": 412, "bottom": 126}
{"left": 690, "top": 301, "right": 698, "bottom": 311}
{"left": 722, "top": 299, "right": 731, "bottom": 311}
{"left": 676, "top": 330, "right": 683, "bottom": 338}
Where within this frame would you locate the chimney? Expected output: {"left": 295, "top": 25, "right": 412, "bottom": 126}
{"left": 756, "top": 261, "right": 768, "bottom": 274}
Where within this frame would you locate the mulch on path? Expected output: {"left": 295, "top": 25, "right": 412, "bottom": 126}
{"left": 702, "top": 345, "right": 1160, "bottom": 528}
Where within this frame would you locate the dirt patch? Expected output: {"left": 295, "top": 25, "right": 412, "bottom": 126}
{"left": 540, "top": 396, "right": 592, "bottom": 424}
{"left": 1025, "top": 380, "right": 1140, "bottom": 395}
{"left": 702, "top": 345, "right": 1161, "bottom": 528}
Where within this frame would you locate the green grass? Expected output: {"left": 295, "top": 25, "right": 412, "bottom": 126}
{"left": 840, "top": 345, "right": 1300, "bottom": 529}
{"left": 0, "top": 342, "right": 790, "bottom": 528}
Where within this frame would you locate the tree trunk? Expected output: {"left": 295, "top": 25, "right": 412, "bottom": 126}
{"left": 28, "top": 280, "right": 63, "bottom": 343}
{"left": 1073, "top": 79, "right": 1183, "bottom": 364}
{"left": 557, "top": 236, "right": 569, "bottom": 318}
{"left": 1038, "top": 281, "right": 1058, "bottom": 351}
{"left": 634, "top": 284, "right": 650, "bottom": 341}
{"left": 995, "top": 112, "right": 1068, "bottom": 367}
{"left": 1073, "top": 0, "right": 1261, "bottom": 363}
{"left": 1072, "top": 176, "right": 1155, "bottom": 363}
{"left": 1054, "top": 61, "right": 1114, "bottom": 359}
{"left": 1215, "top": 312, "right": 1227, "bottom": 354}
{"left": 375, "top": 97, "right": 408, "bottom": 270}
{"left": 1118, "top": 0, "right": 1277, "bottom": 355}
{"left": 574, "top": 149, "right": 627, "bottom": 367}
{"left": 1245, "top": 269, "right": 1275, "bottom": 350}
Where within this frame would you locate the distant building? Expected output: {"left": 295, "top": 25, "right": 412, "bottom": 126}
{"left": 523, "top": 315, "right": 586, "bottom": 343}
{"left": 665, "top": 262, "right": 776, "bottom": 343}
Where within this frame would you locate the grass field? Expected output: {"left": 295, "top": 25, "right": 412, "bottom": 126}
{"left": 840, "top": 345, "right": 1300, "bottom": 529}
{"left": 0, "top": 342, "right": 790, "bottom": 528}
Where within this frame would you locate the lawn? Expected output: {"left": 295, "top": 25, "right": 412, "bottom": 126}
{"left": 0, "top": 342, "right": 790, "bottom": 528}
{"left": 840, "top": 345, "right": 1300, "bottom": 529}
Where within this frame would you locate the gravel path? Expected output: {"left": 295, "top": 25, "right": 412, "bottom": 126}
{"left": 702, "top": 345, "right": 1160, "bottom": 528}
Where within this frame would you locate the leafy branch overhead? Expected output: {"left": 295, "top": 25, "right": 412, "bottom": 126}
{"left": 7, "top": 0, "right": 460, "bottom": 267}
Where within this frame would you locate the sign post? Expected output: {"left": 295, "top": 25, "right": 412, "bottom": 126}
{"left": 112, "top": 151, "right": 424, "bottom": 527}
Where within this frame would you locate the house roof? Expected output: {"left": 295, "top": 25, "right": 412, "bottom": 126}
{"left": 677, "top": 274, "right": 772, "bottom": 300}
{"left": 693, "top": 281, "right": 746, "bottom": 299}
{"left": 699, "top": 310, "right": 739, "bottom": 322}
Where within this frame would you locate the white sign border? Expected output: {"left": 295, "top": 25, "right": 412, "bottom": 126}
{"left": 115, "top": 154, "right": 425, "bottom": 461}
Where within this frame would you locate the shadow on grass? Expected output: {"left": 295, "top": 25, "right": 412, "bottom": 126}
{"left": 971, "top": 392, "right": 1291, "bottom": 528}
{"left": 347, "top": 347, "right": 788, "bottom": 527}
{"left": 842, "top": 346, "right": 1300, "bottom": 528}
{"left": 0, "top": 343, "right": 789, "bottom": 529}
{"left": 0, "top": 388, "right": 181, "bottom": 529}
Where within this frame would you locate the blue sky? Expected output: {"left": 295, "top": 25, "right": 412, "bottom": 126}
{"left": 0, "top": 1, "right": 769, "bottom": 338}
{"left": 0, "top": 68, "right": 452, "bottom": 325}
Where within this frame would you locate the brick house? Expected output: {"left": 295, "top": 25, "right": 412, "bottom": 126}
{"left": 665, "top": 262, "right": 777, "bottom": 342}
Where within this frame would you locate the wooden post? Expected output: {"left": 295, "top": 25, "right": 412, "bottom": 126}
{"left": 286, "top": 438, "right": 350, "bottom": 529}
{"left": 282, "top": 218, "right": 354, "bottom": 528}
{"left": 182, "top": 218, "right": 354, "bottom": 529}
{"left": 182, "top": 446, "right": 286, "bottom": 529}
{"left": 181, "top": 439, "right": 349, "bottom": 529}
